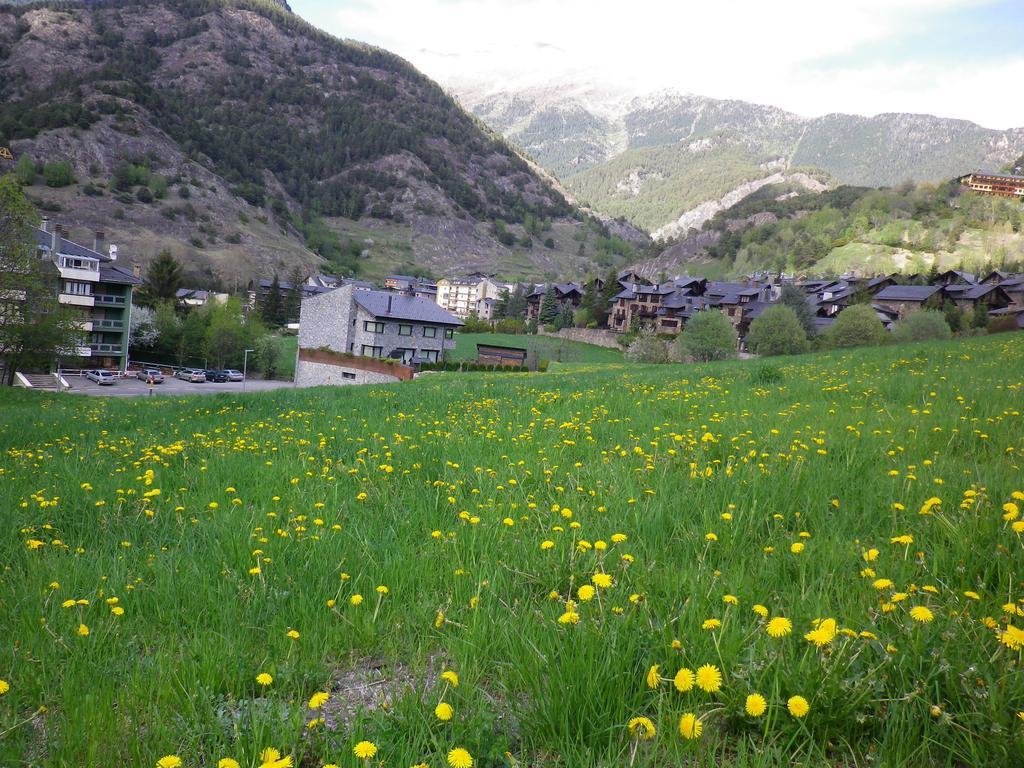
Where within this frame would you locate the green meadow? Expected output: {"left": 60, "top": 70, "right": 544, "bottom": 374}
{"left": 450, "top": 333, "right": 623, "bottom": 365}
{"left": 1, "top": 334, "right": 1023, "bottom": 768}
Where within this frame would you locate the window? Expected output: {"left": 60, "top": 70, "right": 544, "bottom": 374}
{"left": 398, "top": 324, "right": 413, "bottom": 336}
{"left": 342, "top": 372, "right": 357, "bottom": 380}
{"left": 444, "top": 328, "right": 454, "bottom": 339}
{"left": 361, "top": 345, "right": 383, "bottom": 357}
{"left": 421, "top": 349, "right": 439, "bottom": 363}
{"left": 422, "top": 326, "right": 437, "bottom": 338}
{"left": 63, "top": 281, "right": 93, "bottom": 296}
{"left": 363, "top": 320, "right": 385, "bottom": 333}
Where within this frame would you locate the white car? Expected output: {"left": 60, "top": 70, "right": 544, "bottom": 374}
{"left": 224, "top": 369, "right": 244, "bottom": 382}
{"left": 86, "top": 370, "right": 117, "bottom": 385}
{"left": 175, "top": 368, "right": 206, "bottom": 383}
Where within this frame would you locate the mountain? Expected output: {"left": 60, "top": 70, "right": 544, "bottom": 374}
{"left": 455, "top": 84, "right": 1024, "bottom": 238}
{"left": 0, "top": 1, "right": 630, "bottom": 288}
{"left": 634, "top": 178, "right": 1024, "bottom": 280}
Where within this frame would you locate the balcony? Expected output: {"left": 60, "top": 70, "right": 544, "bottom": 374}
{"left": 93, "top": 293, "right": 126, "bottom": 306}
{"left": 92, "top": 319, "right": 124, "bottom": 330}
{"left": 60, "top": 293, "right": 95, "bottom": 307}
{"left": 90, "top": 343, "right": 124, "bottom": 355}
{"left": 58, "top": 266, "right": 101, "bottom": 283}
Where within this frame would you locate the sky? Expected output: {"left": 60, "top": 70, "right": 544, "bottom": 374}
{"left": 291, "top": 0, "right": 1024, "bottom": 128}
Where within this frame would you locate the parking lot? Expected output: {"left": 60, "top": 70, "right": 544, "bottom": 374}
{"left": 65, "top": 374, "right": 295, "bottom": 397}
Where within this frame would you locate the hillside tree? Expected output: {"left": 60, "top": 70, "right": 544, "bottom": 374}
{"left": 747, "top": 305, "right": 809, "bottom": 356}
{"left": 538, "top": 285, "right": 559, "bottom": 325}
{"left": 674, "top": 310, "right": 736, "bottom": 362}
{"left": 779, "top": 284, "right": 816, "bottom": 337}
{"left": 141, "top": 250, "right": 184, "bottom": 304}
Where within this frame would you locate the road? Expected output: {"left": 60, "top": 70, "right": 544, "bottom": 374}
{"left": 64, "top": 375, "right": 296, "bottom": 397}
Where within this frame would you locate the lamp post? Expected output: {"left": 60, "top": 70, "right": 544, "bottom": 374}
{"left": 242, "top": 348, "right": 255, "bottom": 392}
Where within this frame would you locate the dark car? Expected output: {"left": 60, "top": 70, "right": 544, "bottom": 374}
{"left": 205, "top": 369, "right": 230, "bottom": 383}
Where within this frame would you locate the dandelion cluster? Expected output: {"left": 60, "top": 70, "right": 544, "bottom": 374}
{"left": 2, "top": 335, "right": 1023, "bottom": 765}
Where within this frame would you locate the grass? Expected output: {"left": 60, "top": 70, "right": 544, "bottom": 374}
{"left": 1, "top": 334, "right": 1023, "bottom": 767}
{"left": 450, "top": 332, "right": 624, "bottom": 364}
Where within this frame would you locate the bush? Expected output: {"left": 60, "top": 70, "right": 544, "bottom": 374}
{"left": 825, "top": 305, "right": 889, "bottom": 348}
{"left": 43, "top": 161, "right": 75, "bottom": 187}
{"left": 675, "top": 310, "right": 737, "bottom": 362}
{"left": 15, "top": 155, "right": 36, "bottom": 185}
{"left": 136, "top": 186, "right": 154, "bottom": 203}
{"left": 987, "top": 316, "right": 1019, "bottom": 334}
{"left": 747, "top": 305, "right": 809, "bottom": 357}
{"left": 891, "top": 310, "right": 952, "bottom": 343}
{"left": 624, "top": 332, "right": 669, "bottom": 364}
{"left": 750, "top": 363, "right": 783, "bottom": 385}
{"left": 494, "top": 318, "right": 526, "bottom": 335}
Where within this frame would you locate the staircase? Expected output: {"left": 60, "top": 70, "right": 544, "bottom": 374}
{"left": 18, "top": 373, "right": 61, "bottom": 390}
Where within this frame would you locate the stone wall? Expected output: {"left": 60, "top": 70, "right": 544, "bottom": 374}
{"left": 538, "top": 327, "right": 622, "bottom": 349}
{"left": 295, "top": 360, "right": 400, "bottom": 388}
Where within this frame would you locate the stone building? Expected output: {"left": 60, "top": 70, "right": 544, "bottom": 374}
{"left": 296, "top": 283, "right": 462, "bottom": 386}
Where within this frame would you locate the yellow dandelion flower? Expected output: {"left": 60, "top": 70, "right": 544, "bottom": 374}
{"left": 787, "top": 695, "right": 810, "bottom": 718}
{"left": 577, "top": 585, "right": 596, "bottom": 601}
{"left": 218, "top": 759, "right": 240, "bottom": 768}
{"left": 790, "top": 542, "right": 805, "bottom": 554}
{"left": 286, "top": 629, "right": 300, "bottom": 640}
{"left": 157, "top": 756, "right": 182, "bottom": 768}
{"left": 256, "top": 673, "right": 273, "bottom": 686}
{"left": 77, "top": 623, "right": 90, "bottom": 637}
{"left": 695, "top": 664, "right": 722, "bottom": 693}
{"left": 766, "top": 616, "right": 792, "bottom": 638}
{"left": 722, "top": 594, "right": 738, "bottom": 605}
{"left": 999, "top": 624, "right": 1024, "bottom": 651}
{"left": 752, "top": 604, "right": 769, "bottom": 618}
{"left": 308, "top": 691, "right": 329, "bottom": 709}
{"left": 804, "top": 618, "right": 837, "bottom": 647}
{"left": 440, "top": 670, "right": 459, "bottom": 687}
{"left": 0, "top": 680, "right": 9, "bottom": 696}
{"left": 558, "top": 610, "right": 580, "bottom": 624}
{"left": 673, "top": 667, "right": 695, "bottom": 692}
{"left": 645, "top": 664, "right": 661, "bottom": 689}
{"left": 352, "top": 741, "right": 377, "bottom": 760}
{"left": 447, "top": 747, "right": 473, "bottom": 768}
{"left": 627, "top": 716, "right": 656, "bottom": 740}
{"left": 435, "top": 702, "right": 453, "bottom": 721}
{"left": 745, "top": 693, "right": 767, "bottom": 717}
{"left": 591, "top": 573, "right": 613, "bottom": 589}
{"left": 678, "top": 712, "right": 703, "bottom": 739}
{"left": 350, "top": 594, "right": 363, "bottom": 606}
{"left": 909, "top": 606, "right": 934, "bottom": 624}
{"left": 702, "top": 618, "right": 722, "bottom": 630}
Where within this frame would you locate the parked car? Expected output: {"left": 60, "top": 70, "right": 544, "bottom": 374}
{"left": 224, "top": 369, "right": 244, "bottom": 382}
{"left": 135, "top": 368, "right": 164, "bottom": 384}
{"left": 175, "top": 368, "right": 206, "bottom": 383}
{"left": 205, "top": 369, "right": 230, "bottom": 383}
{"left": 86, "top": 369, "right": 117, "bottom": 386}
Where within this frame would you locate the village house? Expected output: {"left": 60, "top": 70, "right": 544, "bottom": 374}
{"left": 384, "top": 274, "right": 438, "bottom": 301}
{"left": 525, "top": 282, "right": 583, "bottom": 323}
{"left": 296, "top": 283, "right": 462, "bottom": 387}
{"left": 33, "top": 221, "right": 141, "bottom": 373}
{"left": 871, "top": 284, "right": 943, "bottom": 318}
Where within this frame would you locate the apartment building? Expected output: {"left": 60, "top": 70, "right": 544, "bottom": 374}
{"left": 34, "top": 222, "right": 141, "bottom": 371}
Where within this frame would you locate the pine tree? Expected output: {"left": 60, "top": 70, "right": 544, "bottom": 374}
{"left": 557, "top": 302, "right": 575, "bottom": 330}
{"left": 284, "top": 267, "right": 305, "bottom": 324}
{"left": 779, "top": 284, "right": 815, "bottom": 338}
{"left": 595, "top": 268, "right": 620, "bottom": 327}
{"left": 141, "top": 250, "right": 183, "bottom": 304}
{"left": 260, "top": 274, "right": 284, "bottom": 327}
{"left": 538, "top": 285, "right": 559, "bottom": 325}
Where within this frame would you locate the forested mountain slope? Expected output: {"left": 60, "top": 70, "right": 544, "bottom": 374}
{"left": 0, "top": 0, "right": 629, "bottom": 285}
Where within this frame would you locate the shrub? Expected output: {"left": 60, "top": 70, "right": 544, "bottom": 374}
{"left": 891, "top": 310, "right": 952, "bottom": 343}
{"left": 43, "top": 161, "right": 75, "bottom": 187}
{"left": 624, "top": 332, "right": 668, "bottom": 364}
{"left": 747, "top": 305, "right": 809, "bottom": 357}
{"left": 987, "top": 316, "right": 1019, "bottom": 334}
{"left": 135, "top": 186, "right": 154, "bottom": 203}
{"left": 15, "top": 155, "right": 36, "bottom": 185}
{"left": 675, "top": 310, "right": 737, "bottom": 362}
{"left": 750, "top": 363, "right": 783, "bottom": 385}
{"left": 825, "top": 305, "right": 889, "bottom": 348}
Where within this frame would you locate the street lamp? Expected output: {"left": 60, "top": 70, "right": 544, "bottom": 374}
{"left": 242, "top": 348, "right": 255, "bottom": 392}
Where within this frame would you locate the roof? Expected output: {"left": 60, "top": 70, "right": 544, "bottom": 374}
{"left": 35, "top": 227, "right": 143, "bottom": 285}
{"left": 353, "top": 290, "right": 463, "bottom": 326}
{"left": 476, "top": 343, "right": 527, "bottom": 354}
{"left": 874, "top": 285, "right": 941, "bottom": 301}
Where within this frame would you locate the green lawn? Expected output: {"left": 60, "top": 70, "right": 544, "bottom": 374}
{"left": 2, "top": 334, "right": 1023, "bottom": 767}
{"left": 451, "top": 332, "right": 623, "bottom": 364}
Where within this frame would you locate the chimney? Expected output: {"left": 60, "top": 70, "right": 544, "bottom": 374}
{"left": 109, "top": 244, "right": 118, "bottom": 262}
{"left": 51, "top": 224, "right": 59, "bottom": 253}
{"left": 41, "top": 217, "right": 50, "bottom": 233}
{"left": 93, "top": 230, "right": 105, "bottom": 254}
{"left": 131, "top": 262, "right": 141, "bottom": 279}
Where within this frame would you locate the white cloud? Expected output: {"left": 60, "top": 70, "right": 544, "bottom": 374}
{"left": 297, "top": 0, "right": 1023, "bottom": 128}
